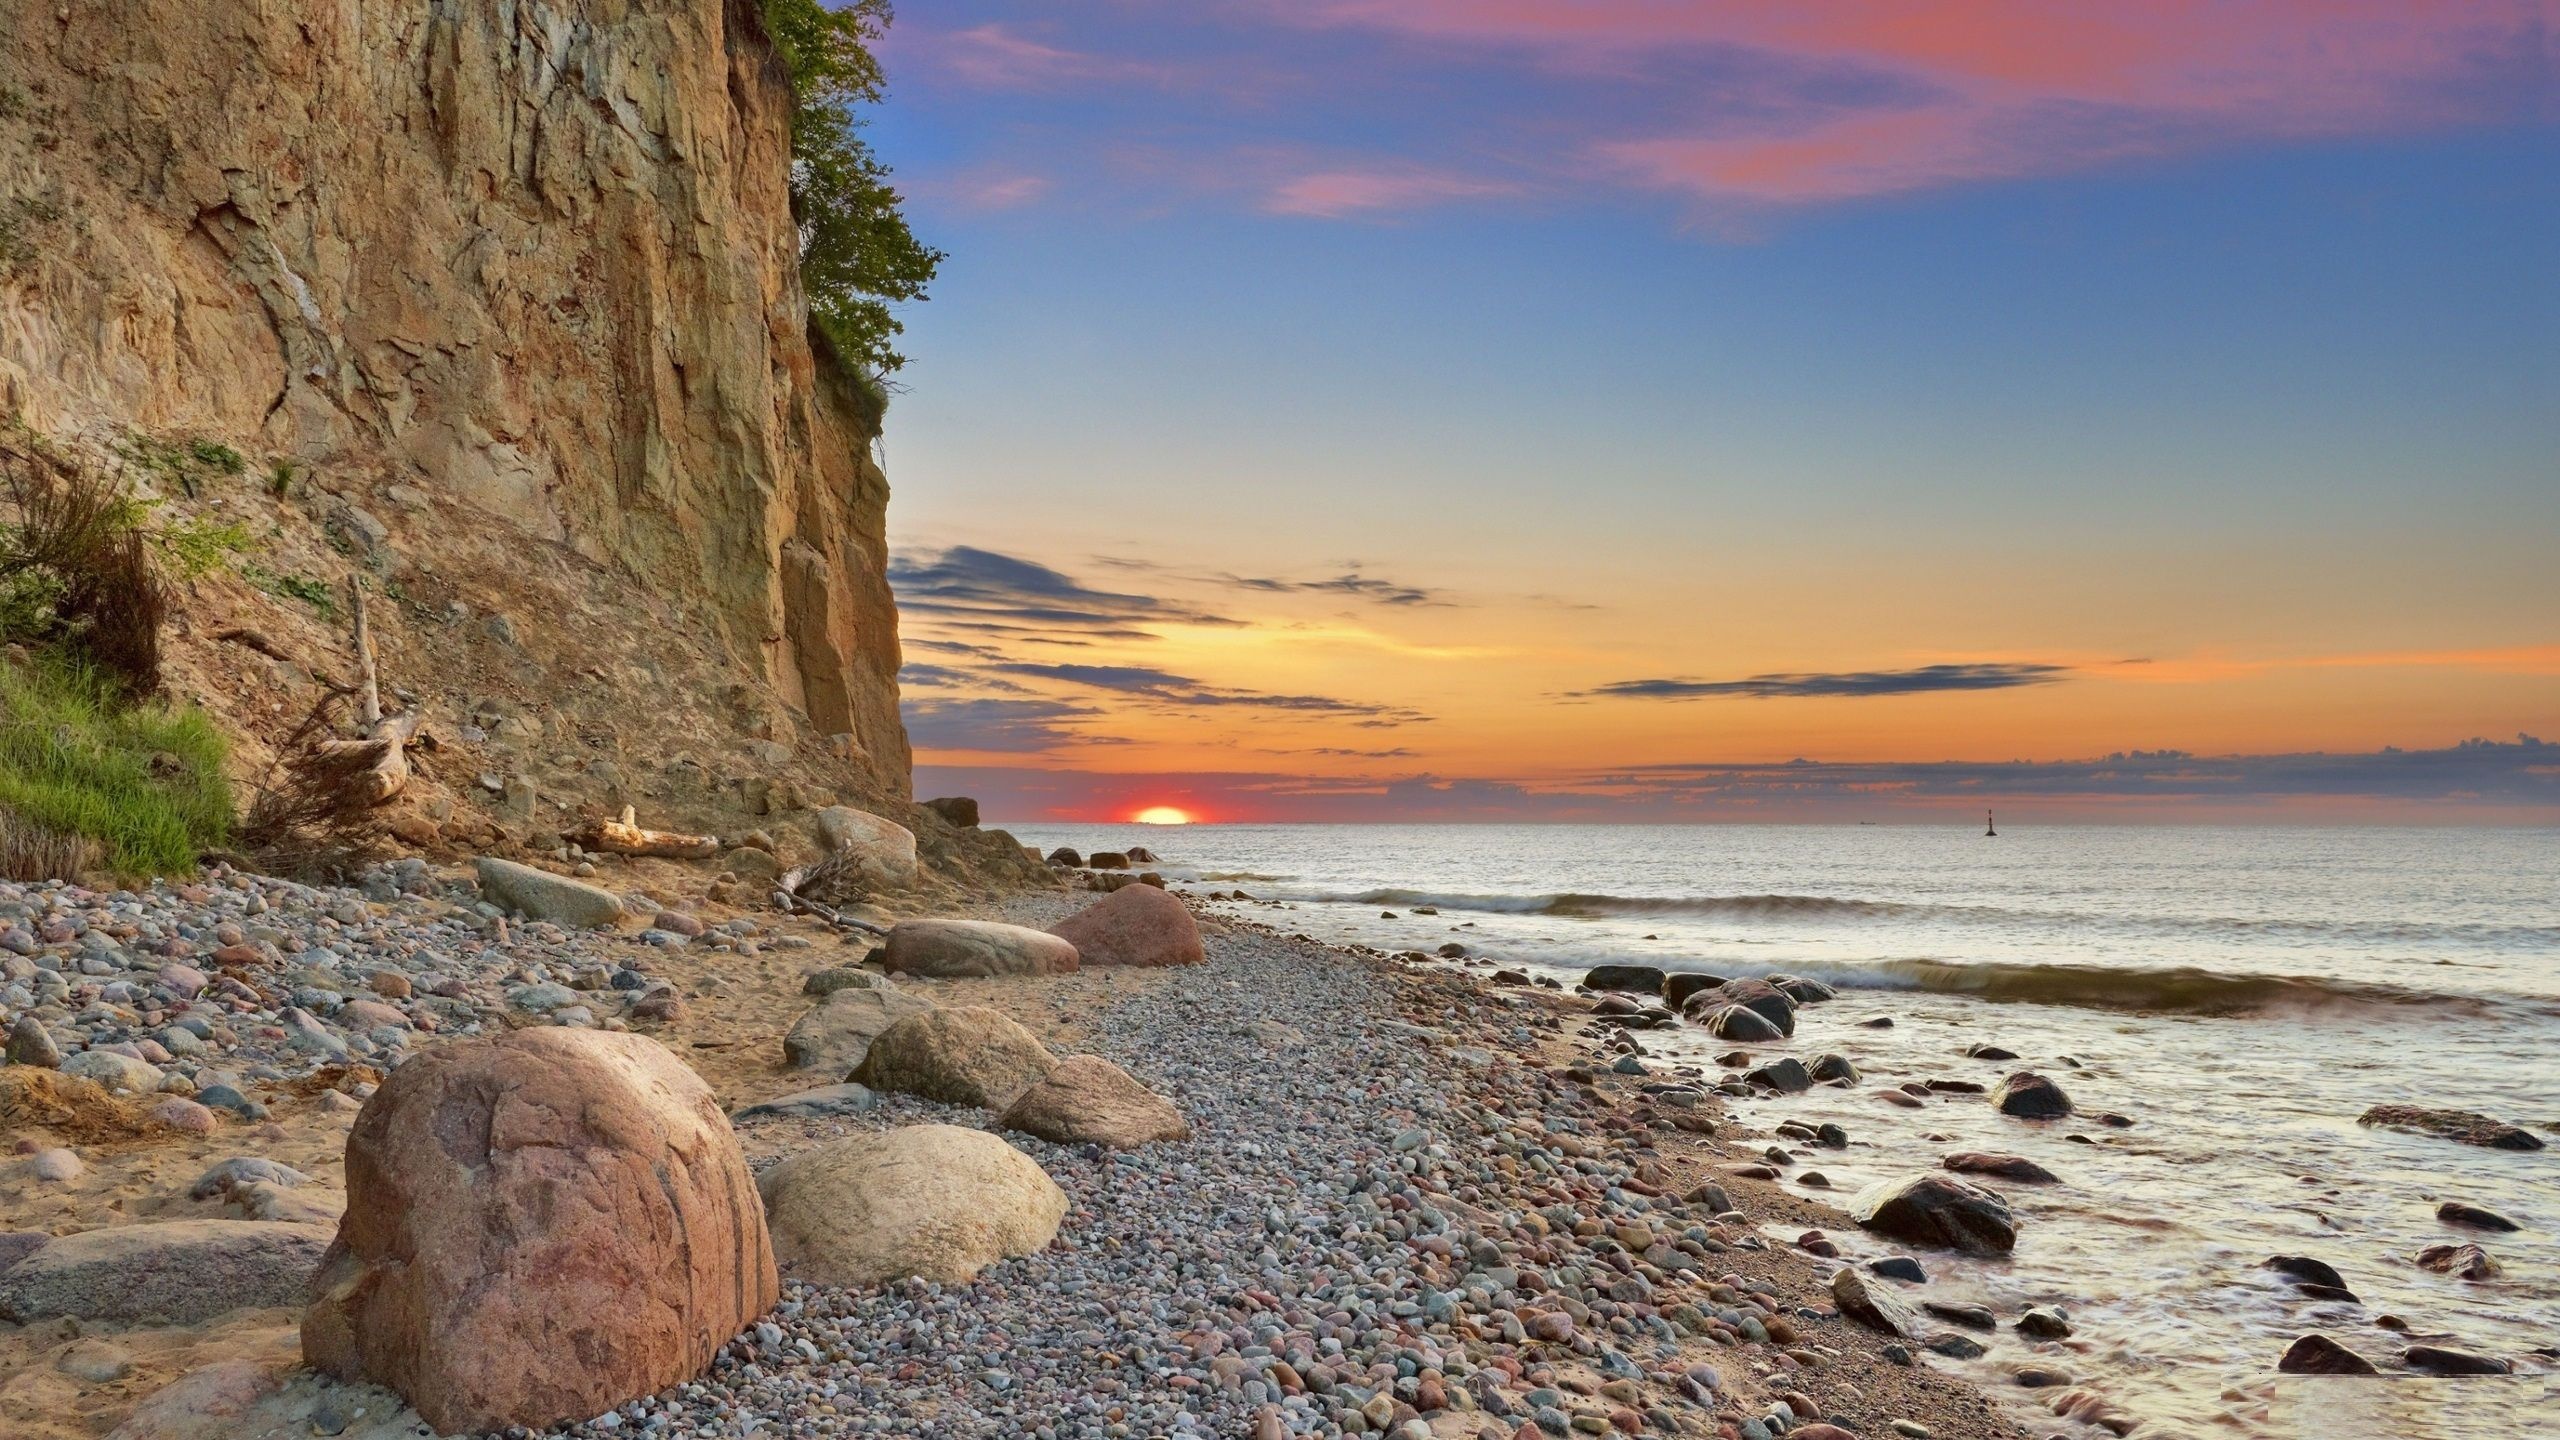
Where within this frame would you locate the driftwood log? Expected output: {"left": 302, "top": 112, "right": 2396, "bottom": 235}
{"left": 311, "top": 581, "right": 415, "bottom": 805}
{"left": 572, "top": 807, "right": 720, "bottom": 860}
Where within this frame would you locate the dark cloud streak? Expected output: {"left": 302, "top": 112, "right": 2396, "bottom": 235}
{"left": 1573, "top": 662, "right": 2071, "bottom": 700}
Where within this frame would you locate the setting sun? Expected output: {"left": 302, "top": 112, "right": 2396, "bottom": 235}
{"left": 1131, "top": 806, "right": 1192, "bottom": 825}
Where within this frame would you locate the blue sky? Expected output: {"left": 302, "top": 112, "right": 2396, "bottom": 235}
{"left": 843, "top": 2, "right": 2557, "bottom": 822}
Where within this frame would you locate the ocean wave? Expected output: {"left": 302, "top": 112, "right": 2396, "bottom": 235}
{"left": 1327, "top": 888, "right": 1907, "bottom": 920}
{"left": 1721, "top": 958, "right": 2524, "bottom": 1019}
{"left": 1300, "top": 886, "right": 2558, "bottom": 949}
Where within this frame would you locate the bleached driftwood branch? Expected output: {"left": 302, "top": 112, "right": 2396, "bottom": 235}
{"left": 572, "top": 806, "right": 720, "bottom": 860}
{"left": 311, "top": 580, "right": 415, "bottom": 805}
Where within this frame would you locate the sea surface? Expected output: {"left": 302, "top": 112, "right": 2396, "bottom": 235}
{"left": 1007, "top": 823, "right": 2560, "bottom": 1439}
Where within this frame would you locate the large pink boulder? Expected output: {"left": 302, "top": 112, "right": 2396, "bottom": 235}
{"left": 1047, "top": 884, "right": 1205, "bottom": 967}
{"left": 302, "top": 1029, "right": 777, "bottom": 1435}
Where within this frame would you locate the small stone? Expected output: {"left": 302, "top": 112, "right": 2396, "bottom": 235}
{"left": 2016, "top": 1306, "right": 2072, "bottom": 1339}
{"left": 56, "top": 1338, "right": 135, "bottom": 1383}
{"left": 28, "top": 1147, "right": 84, "bottom": 1182}
{"left": 5, "top": 1015, "right": 60, "bottom": 1067}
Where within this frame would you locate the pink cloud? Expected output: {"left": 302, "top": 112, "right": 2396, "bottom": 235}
{"left": 916, "top": 22, "right": 1179, "bottom": 92}
{"left": 1290, "top": 1, "right": 2541, "bottom": 203}
{"left": 953, "top": 169, "right": 1055, "bottom": 212}
{"left": 1265, "top": 166, "right": 1525, "bottom": 217}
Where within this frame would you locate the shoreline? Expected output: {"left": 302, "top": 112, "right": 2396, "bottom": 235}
{"left": 0, "top": 864, "right": 2039, "bottom": 1439}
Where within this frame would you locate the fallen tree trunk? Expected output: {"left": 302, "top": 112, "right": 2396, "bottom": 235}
{"left": 573, "top": 807, "right": 720, "bottom": 860}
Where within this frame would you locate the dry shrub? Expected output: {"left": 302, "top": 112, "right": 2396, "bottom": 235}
{"left": 0, "top": 809, "right": 100, "bottom": 882}
{"left": 0, "top": 432, "right": 166, "bottom": 695}
{"left": 788, "top": 846, "right": 866, "bottom": 907}
{"left": 236, "top": 692, "right": 389, "bottom": 879}
{"left": 0, "top": 1067, "right": 148, "bottom": 1142}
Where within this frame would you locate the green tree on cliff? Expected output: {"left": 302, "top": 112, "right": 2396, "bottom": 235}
{"left": 763, "top": 0, "right": 943, "bottom": 385}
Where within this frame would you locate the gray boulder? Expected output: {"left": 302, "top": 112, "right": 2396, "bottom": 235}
{"left": 1701, "top": 1005, "right": 1785, "bottom": 1043}
{"left": 62, "top": 1049, "right": 162, "bottom": 1093}
{"left": 1662, "top": 973, "right": 1727, "bottom": 1010}
{"left": 2357, "top": 1105, "right": 2543, "bottom": 1151}
{"left": 1849, "top": 1174, "right": 2017, "bottom": 1255}
{"left": 732, "top": 1084, "right": 879, "bottom": 1122}
{"left": 1745, "top": 1057, "right": 1812, "bottom": 1093}
{"left": 1832, "top": 1265, "right": 1927, "bottom": 1339}
{"left": 0, "top": 1219, "right": 334, "bottom": 1323}
{"left": 813, "top": 807, "right": 920, "bottom": 884}
{"left": 7, "top": 1014, "right": 60, "bottom": 1067}
{"left": 783, "top": 987, "right": 940, "bottom": 1075}
{"left": 1682, "top": 978, "right": 1796, "bottom": 1036}
{"left": 1582, "top": 965, "right": 1666, "bottom": 995}
{"left": 474, "top": 858, "right": 624, "bottom": 928}
{"left": 881, "top": 919, "right": 1078, "bottom": 979}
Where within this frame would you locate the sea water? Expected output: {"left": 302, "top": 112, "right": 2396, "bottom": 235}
{"left": 1007, "top": 823, "right": 2560, "bottom": 1439}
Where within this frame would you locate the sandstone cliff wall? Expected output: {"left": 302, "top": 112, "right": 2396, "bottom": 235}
{"left": 0, "top": 0, "right": 909, "bottom": 811}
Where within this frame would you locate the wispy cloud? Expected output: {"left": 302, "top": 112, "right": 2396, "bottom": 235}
{"left": 900, "top": 696, "right": 1120, "bottom": 754}
{"left": 1264, "top": 166, "right": 1524, "bottom": 218}
{"left": 1292, "top": 0, "right": 2541, "bottom": 205}
{"left": 917, "top": 23, "right": 1180, "bottom": 92}
{"left": 891, "top": 545, "right": 1239, "bottom": 634}
{"left": 995, "top": 661, "right": 1429, "bottom": 720}
{"left": 1097, "top": 556, "right": 1451, "bottom": 607}
{"left": 894, "top": 2, "right": 2543, "bottom": 223}
{"left": 1573, "top": 661, "right": 2071, "bottom": 700}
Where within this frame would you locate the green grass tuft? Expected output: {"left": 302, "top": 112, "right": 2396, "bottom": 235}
{"left": 0, "top": 655, "right": 230, "bottom": 878}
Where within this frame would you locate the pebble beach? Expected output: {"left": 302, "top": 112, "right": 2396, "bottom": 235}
{"left": 2, "top": 864, "right": 2030, "bottom": 1440}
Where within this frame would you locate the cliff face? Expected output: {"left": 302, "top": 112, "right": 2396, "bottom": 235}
{"left": 0, "top": 0, "right": 909, "bottom": 814}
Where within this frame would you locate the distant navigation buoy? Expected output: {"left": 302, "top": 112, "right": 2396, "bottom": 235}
{"left": 1986, "top": 808, "right": 1998, "bottom": 837}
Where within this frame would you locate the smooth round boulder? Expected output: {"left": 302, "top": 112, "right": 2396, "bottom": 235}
{"left": 759, "top": 1124, "right": 1066, "bottom": 1287}
{"left": 1993, "top": 1070, "right": 2074, "bottom": 1119}
{"left": 1001, "top": 1055, "right": 1190, "bottom": 1148}
{"left": 1808, "top": 1052, "right": 1859, "bottom": 1084}
{"left": 1745, "top": 1057, "right": 1812, "bottom": 1093}
{"left": 851, "top": 1007, "right": 1058, "bottom": 1109}
{"left": 1700, "top": 1004, "right": 1785, "bottom": 1043}
{"left": 1682, "top": 978, "right": 1796, "bottom": 1036}
{"left": 1662, "top": 973, "right": 1727, "bottom": 1010}
{"left": 812, "top": 807, "right": 920, "bottom": 883}
{"left": 1047, "top": 883, "right": 1205, "bottom": 968}
{"left": 1848, "top": 1173, "right": 2017, "bottom": 1255}
{"left": 302, "top": 1028, "right": 777, "bottom": 1436}
{"left": 1581, "top": 965, "right": 1666, "bottom": 995}
{"left": 881, "top": 919, "right": 1079, "bottom": 979}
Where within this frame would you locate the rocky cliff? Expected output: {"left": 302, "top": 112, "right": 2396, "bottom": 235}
{"left": 0, "top": 0, "right": 922, "bottom": 850}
